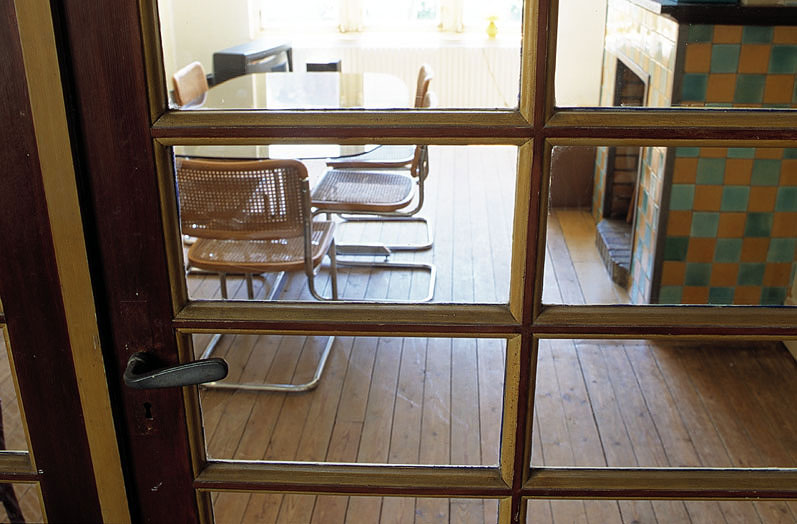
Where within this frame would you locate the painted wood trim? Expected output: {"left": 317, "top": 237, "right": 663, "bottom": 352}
{"left": 534, "top": 305, "right": 797, "bottom": 337}
{"left": 153, "top": 143, "right": 188, "bottom": 318}
{"left": 14, "top": 1, "right": 130, "bottom": 521}
{"left": 500, "top": 336, "right": 523, "bottom": 486}
{"left": 153, "top": 110, "right": 532, "bottom": 141}
{"left": 525, "top": 468, "right": 797, "bottom": 498}
{"left": 510, "top": 141, "right": 534, "bottom": 322}
{"left": 0, "top": 452, "right": 37, "bottom": 482}
{"left": 531, "top": 141, "right": 553, "bottom": 321}
{"left": 0, "top": 2, "right": 102, "bottom": 519}
{"left": 518, "top": 0, "right": 539, "bottom": 120}
{"left": 196, "top": 462, "right": 509, "bottom": 495}
{"left": 546, "top": 109, "right": 797, "bottom": 139}
{"left": 175, "top": 302, "right": 521, "bottom": 335}
{"left": 56, "top": 0, "right": 200, "bottom": 520}
{"left": 138, "top": 0, "right": 167, "bottom": 124}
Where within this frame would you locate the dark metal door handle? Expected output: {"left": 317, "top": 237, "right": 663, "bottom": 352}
{"left": 123, "top": 352, "right": 228, "bottom": 389}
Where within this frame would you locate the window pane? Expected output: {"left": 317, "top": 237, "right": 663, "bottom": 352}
{"left": 527, "top": 499, "right": 797, "bottom": 524}
{"left": 0, "top": 483, "right": 42, "bottom": 524}
{"left": 463, "top": 0, "right": 522, "bottom": 31}
{"left": 531, "top": 338, "right": 797, "bottom": 469}
{"left": 0, "top": 328, "right": 30, "bottom": 452}
{"left": 172, "top": 145, "right": 517, "bottom": 304}
{"left": 198, "top": 335, "right": 506, "bottom": 466}
{"left": 157, "top": 0, "right": 522, "bottom": 109}
{"left": 260, "top": 0, "right": 338, "bottom": 27}
{"left": 211, "top": 493, "right": 499, "bottom": 523}
{"left": 555, "top": 0, "right": 797, "bottom": 109}
{"left": 544, "top": 145, "right": 797, "bottom": 305}
{"left": 364, "top": 0, "right": 439, "bottom": 26}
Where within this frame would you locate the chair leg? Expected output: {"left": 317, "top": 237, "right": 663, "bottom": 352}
{"left": 196, "top": 271, "right": 334, "bottom": 393}
{"left": 199, "top": 334, "right": 335, "bottom": 393}
{"left": 329, "top": 240, "right": 339, "bottom": 300}
{"left": 336, "top": 259, "right": 437, "bottom": 302}
{"left": 219, "top": 273, "right": 228, "bottom": 299}
{"left": 334, "top": 215, "right": 433, "bottom": 255}
{"left": 245, "top": 273, "right": 254, "bottom": 299}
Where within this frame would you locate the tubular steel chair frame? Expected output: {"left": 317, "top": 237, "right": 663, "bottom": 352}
{"left": 311, "top": 144, "right": 436, "bottom": 302}
{"left": 176, "top": 158, "right": 338, "bottom": 392}
{"left": 315, "top": 90, "right": 438, "bottom": 261}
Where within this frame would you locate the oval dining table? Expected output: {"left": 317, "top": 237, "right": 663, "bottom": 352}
{"left": 175, "top": 71, "right": 410, "bottom": 160}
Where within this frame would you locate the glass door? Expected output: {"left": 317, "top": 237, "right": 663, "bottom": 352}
{"left": 59, "top": 0, "right": 796, "bottom": 521}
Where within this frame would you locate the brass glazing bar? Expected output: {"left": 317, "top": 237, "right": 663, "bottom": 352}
{"left": 196, "top": 462, "right": 509, "bottom": 496}
{"left": 176, "top": 302, "right": 521, "bottom": 335}
{"left": 546, "top": 109, "right": 797, "bottom": 140}
{"left": 525, "top": 468, "right": 797, "bottom": 499}
{"left": 534, "top": 305, "right": 797, "bottom": 338}
{"left": 0, "top": 452, "right": 37, "bottom": 481}
{"left": 153, "top": 110, "right": 532, "bottom": 141}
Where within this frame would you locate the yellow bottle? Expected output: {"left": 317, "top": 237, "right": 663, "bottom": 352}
{"left": 486, "top": 16, "right": 498, "bottom": 38}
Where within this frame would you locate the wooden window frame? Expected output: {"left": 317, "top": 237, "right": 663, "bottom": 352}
{"left": 137, "top": 0, "right": 797, "bottom": 521}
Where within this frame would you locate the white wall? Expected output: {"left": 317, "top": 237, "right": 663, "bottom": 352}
{"left": 554, "top": 0, "right": 608, "bottom": 106}
{"left": 158, "top": 0, "right": 252, "bottom": 86}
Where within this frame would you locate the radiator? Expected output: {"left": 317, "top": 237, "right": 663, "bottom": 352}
{"left": 292, "top": 43, "right": 521, "bottom": 108}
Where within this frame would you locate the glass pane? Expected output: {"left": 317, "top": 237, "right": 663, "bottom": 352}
{"left": 173, "top": 145, "right": 517, "bottom": 304}
{"left": 0, "top": 329, "right": 29, "bottom": 452}
{"left": 527, "top": 499, "right": 797, "bottom": 524}
{"left": 544, "top": 145, "right": 797, "bottom": 305}
{"left": 531, "top": 338, "right": 797, "bottom": 469}
{"left": 157, "top": 0, "right": 521, "bottom": 109}
{"left": 555, "top": 1, "right": 797, "bottom": 109}
{"left": 0, "top": 483, "right": 42, "bottom": 523}
{"left": 198, "top": 335, "right": 505, "bottom": 465}
{"left": 212, "top": 493, "right": 499, "bottom": 523}
{"left": 364, "top": 0, "right": 439, "bottom": 27}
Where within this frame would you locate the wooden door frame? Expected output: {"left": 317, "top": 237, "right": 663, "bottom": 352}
{"left": 0, "top": 0, "right": 128, "bottom": 521}
{"left": 55, "top": 0, "right": 797, "bottom": 522}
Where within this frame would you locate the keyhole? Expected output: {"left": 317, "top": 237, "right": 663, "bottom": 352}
{"left": 144, "top": 402, "right": 153, "bottom": 420}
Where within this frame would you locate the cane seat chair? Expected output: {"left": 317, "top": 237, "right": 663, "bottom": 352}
{"left": 325, "top": 65, "right": 434, "bottom": 170}
{"left": 172, "top": 61, "right": 209, "bottom": 108}
{"left": 312, "top": 91, "right": 437, "bottom": 251}
{"left": 310, "top": 95, "right": 438, "bottom": 301}
{"left": 176, "top": 158, "right": 338, "bottom": 391}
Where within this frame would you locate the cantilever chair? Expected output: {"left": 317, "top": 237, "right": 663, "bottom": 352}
{"left": 176, "top": 158, "right": 338, "bottom": 391}
{"left": 325, "top": 64, "right": 434, "bottom": 171}
{"left": 172, "top": 61, "right": 209, "bottom": 108}
{"left": 312, "top": 90, "right": 438, "bottom": 251}
{"left": 310, "top": 94, "right": 438, "bottom": 301}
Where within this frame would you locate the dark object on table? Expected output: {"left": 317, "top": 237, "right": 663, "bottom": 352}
{"left": 212, "top": 39, "right": 293, "bottom": 84}
{"left": 306, "top": 60, "right": 341, "bottom": 72}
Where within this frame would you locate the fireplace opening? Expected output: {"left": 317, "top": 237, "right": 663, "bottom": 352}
{"left": 596, "top": 59, "right": 647, "bottom": 288}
